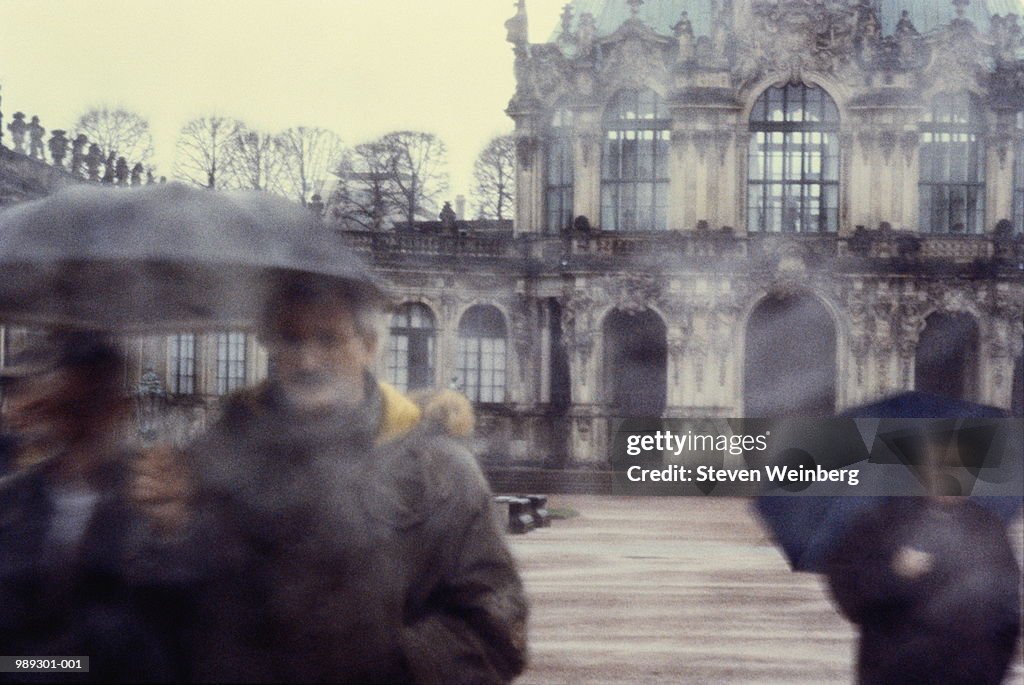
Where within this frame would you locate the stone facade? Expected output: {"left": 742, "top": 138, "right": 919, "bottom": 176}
{"left": 348, "top": 0, "right": 1024, "bottom": 466}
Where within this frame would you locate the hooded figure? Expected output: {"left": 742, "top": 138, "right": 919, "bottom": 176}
{"left": 174, "top": 275, "right": 527, "bottom": 684}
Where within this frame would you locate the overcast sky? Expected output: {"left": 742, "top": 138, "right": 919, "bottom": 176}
{"left": 0, "top": 0, "right": 566, "bottom": 201}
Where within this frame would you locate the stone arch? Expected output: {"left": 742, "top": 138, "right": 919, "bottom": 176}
{"left": 914, "top": 311, "right": 980, "bottom": 402}
{"left": 739, "top": 72, "right": 849, "bottom": 123}
{"left": 743, "top": 292, "right": 837, "bottom": 417}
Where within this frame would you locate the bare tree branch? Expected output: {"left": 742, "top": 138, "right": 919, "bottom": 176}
{"left": 379, "top": 130, "right": 449, "bottom": 226}
{"left": 222, "top": 125, "right": 286, "bottom": 192}
{"left": 174, "top": 116, "right": 243, "bottom": 189}
{"left": 328, "top": 141, "right": 398, "bottom": 230}
{"left": 278, "top": 126, "right": 345, "bottom": 205}
{"left": 472, "top": 134, "right": 516, "bottom": 221}
{"left": 74, "top": 107, "right": 154, "bottom": 166}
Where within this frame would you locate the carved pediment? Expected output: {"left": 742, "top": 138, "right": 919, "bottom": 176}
{"left": 736, "top": 0, "right": 860, "bottom": 84}
{"left": 597, "top": 30, "right": 673, "bottom": 92}
{"left": 920, "top": 26, "right": 992, "bottom": 92}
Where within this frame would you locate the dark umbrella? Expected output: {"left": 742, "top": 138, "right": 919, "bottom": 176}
{"left": 754, "top": 391, "right": 1023, "bottom": 572}
{"left": 0, "top": 183, "right": 383, "bottom": 333}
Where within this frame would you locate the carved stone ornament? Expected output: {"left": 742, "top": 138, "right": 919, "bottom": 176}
{"left": 560, "top": 289, "right": 601, "bottom": 365}
{"left": 991, "top": 13, "right": 1024, "bottom": 65}
{"left": 899, "top": 131, "right": 918, "bottom": 166}
{"left": 528, "top": 46, "right": 574, "bottom": 102}
{"left": 515, "top": 135, "right": 538, "bottom": 171}
{"left": 604, "top": 274, "right": 662, "bottom": 314}
{"left": 736, "top": 0, "right": 860, "bottom": 84}
{"left": 922, "top": 27, "right": 990, "bottom": 92}
{"left": 598, "top": 31, "right": 672, "bottom": 92}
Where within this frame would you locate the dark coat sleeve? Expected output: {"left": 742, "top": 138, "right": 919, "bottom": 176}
{"left": 397, "top": 437, "right": 528, "bottom": 685}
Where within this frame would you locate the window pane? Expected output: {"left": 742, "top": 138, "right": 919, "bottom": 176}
{"left": 747, "top": 83, "right": 840, "bottom": 233}
{"left": 602, "top": 89, "right": 670, "bottom": 231}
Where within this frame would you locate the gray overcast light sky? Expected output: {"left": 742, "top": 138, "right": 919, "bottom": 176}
{"left": 0, "top": 0, "right": 566, "bottom": 202}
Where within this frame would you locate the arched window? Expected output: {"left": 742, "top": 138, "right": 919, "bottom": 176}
{"left": 545, "top": 108, "right": 574, "bottom": 233}
{"left": 919, "top": 93, "right": 985, "bottom": 234}
{"left": 167, "top": 333, "right": 196, "bottom": 395}
{"left": 747, "top": 83, "right": 840, "bottom": 233}
{"left": 601, "top": 89, "right": 670, "bottom": 231}
{"left": 386, "top": 302, "right": 435, "bottom": 392}
{"left": 215, "top": 332, "right": 246, "bottom": 395}
{"left": 457, "top": 305, "right": 507, "bottom": 404}
{"left": 1014, "top": 112, "right": 1023, "bottom": 232}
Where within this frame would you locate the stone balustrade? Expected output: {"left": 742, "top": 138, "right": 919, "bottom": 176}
{"left": 0, "top": 88, "right": 158, "bottom": 197}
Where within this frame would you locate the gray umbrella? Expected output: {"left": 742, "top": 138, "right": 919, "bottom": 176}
{"left": 0, "top": 183, "right": 383, "bottom": 333}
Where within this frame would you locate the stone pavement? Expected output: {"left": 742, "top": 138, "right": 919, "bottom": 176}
{"left": 508, "top": 496, "right": 1024, "bottom": 685}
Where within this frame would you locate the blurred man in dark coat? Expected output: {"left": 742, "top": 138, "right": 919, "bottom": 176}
{"left": 0, "top": 334, "right": 186, "bottom": 682}
{"left": 172, "top": 276, "right": 527, "bottom": 684}
{"left": 825, "top": 497, "right": 1020, "bottom": 685}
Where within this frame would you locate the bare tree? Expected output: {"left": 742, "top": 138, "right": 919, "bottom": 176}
{"left": 472, "top": 134, "right": 516, "bottom": 221}
{"left": 223, "top": 125, "right": 285, "bottom": 192}
{"left": 379, "top": 130, "right": 449, "bottom": 227}
{"left": 174, "top": 116, "right": 243, "bottom": 189}
{"left": 278, "top": 126, "right": 345, "bottom": 205}
{"left": 74, "top": 107, "right": 154, "bottom": 165}
{"left": 329, "top": 140, "right": 397, "bottom": 230}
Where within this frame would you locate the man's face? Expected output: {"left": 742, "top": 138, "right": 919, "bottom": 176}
{"left": 265, "top": 299, "right": 378, "bottom": 413}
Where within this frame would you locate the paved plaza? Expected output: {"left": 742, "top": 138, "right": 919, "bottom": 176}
{"left": 509, "top": 496, "right": 1024, "bottom": 685}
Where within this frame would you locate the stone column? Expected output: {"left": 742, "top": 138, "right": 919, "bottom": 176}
{"left": 512, "top": 110, "right": 542, "bottom": 234}
{"left": 437, "top": 294, "right": 460, "bottom": 391}
{"left": 848, "top": 129, "right": 874, "bottom": 231}
{"left": 669, "top": 129, "right": 691, "bottom": 230}
{"left": 981, "top": 298, "right": 1024, "bottom": 408}
{"left": 985, "top": 131, "right": 1015, "bottom": 228}
{"left": 573, "top": 112, "right": 603, "bottom": 228}
{"left": 900, "top": 131, "right": 921, "bottom": 231}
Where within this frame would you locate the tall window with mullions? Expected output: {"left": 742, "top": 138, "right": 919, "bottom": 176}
{"left": 545, "top": 108, "right": 574, "bottom": 233}
{"left": 1014, "top": 112, "right": 1024, "bottom": 232}
{"left": 456, "top": 305, "right": 507, "bottom": 404}
{"left": 747, "top": 82, "right": 840, "bottom": 233}
{"left": 919, "top": 93, "right": 985, "bottom": 234}
{"left": 215, "top": 331, "right": 246, "bottom": 395}
{"left": 167, "top": 333, "right": 196, "bottom": 395}
{"left": 601, "top": 89, "right": 670, "bottom": 231}
{"left": 387, "top": 303, "right": 436, "bottom": 392}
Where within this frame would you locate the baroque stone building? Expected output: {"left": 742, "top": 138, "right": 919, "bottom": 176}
{"left": 344, "top": 0, "right": 1024, "bottom": 466}
{"left": 1, "top": 1, "right": 1023, "bottom": 467}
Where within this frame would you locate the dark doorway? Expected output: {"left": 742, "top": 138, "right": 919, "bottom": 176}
{"left": 914, "top": 312, "right": 978, "bottom": 402}
{"left": 548, "top": 299, "right": 571, "bottom": 412}
{"left": 603, "top": 308, "right": 667, "bottom": 417}
{"left": 546, "top": 298, "right": 571, "bottom": 467}
{"left": 744, "top": 294, "right": 836, "bottom": 417}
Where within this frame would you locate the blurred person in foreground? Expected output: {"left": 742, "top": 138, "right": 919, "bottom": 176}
{"left": 162, "top": 274, "right": 527, "bottom": 684}
{"left": 0, "top": 333, "right": 185, "bottom": 682}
